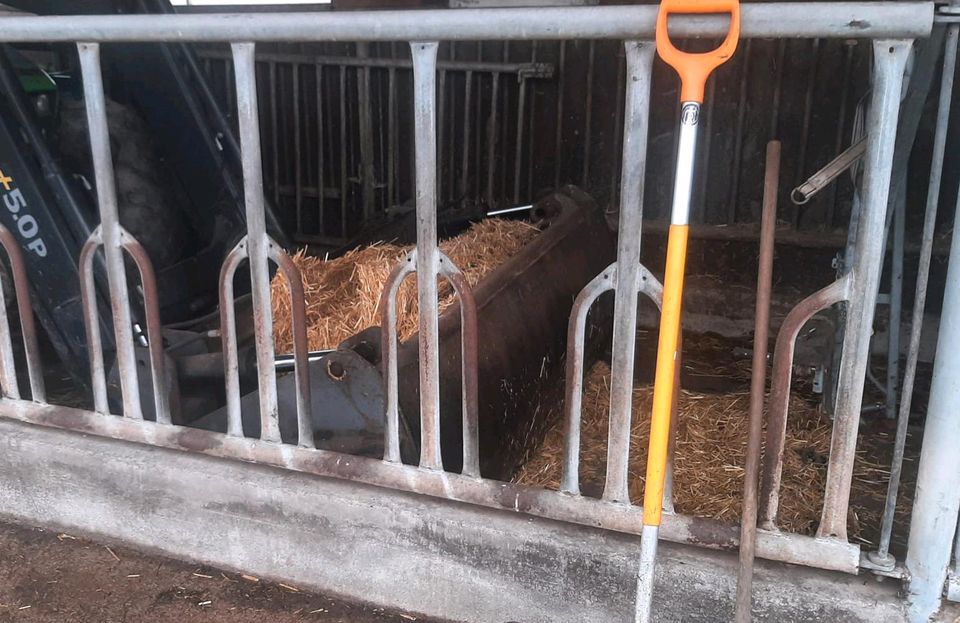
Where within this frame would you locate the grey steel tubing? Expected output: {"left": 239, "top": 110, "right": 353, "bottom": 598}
{"left": 218, "top": 238, "right": 248, "bottom": 439}
{"left": 439, "top": 254, "right": 480, "bottom": 478}
{"left": 437, "top": 69, "right": 447, "bottom": 204}
{"left": 513, "top": 75, "right": 527, "bottom": 204}
{"left": 338, "top": 66, "right": 348, "bottom": 240}
{"left": 581, "top": 40, "right": 595, "bottom": 187}
{"left": 759, "top": 276, "right": 850, "bottom": 528}
{"left": 379, "top": 251, "right": 416, "bottom": 464}
{"left": 411, "top": 41, "right": 442, "bottom": 471}
{"left": 602, "top": 41, "right": 655, "bottom": 504}
{"left": 0, "top": 248, "right": 17, "bottom": 399}
{"left": 876, "top": 24, "right": 959, "bottom": 562}
{"left": 0, "top": 225, "right": 44, "bottom": 401}
{"left": 726, "top": 39, "right": 751, "bottom": 223}
{"left": 818, "top": 40, "right": 911, "bottom": 540}
{"left": 0, "top": 4, "right": 932, "bottom": 42}
{"left": 460, "top": 70, "right": 473, "bottom": 199}
{"left": 735, "top": 140, "right": 780, "bottom": 623}
{"left": 269, "top": 62, "right": 279, "bottom": 208}
{"left": 357, "top": 43, "right": 375, "bottom": 221}
{"left": 268, "top": 241, "right": 314, "bottom": 449}
{"left": 120, "top": 229, "right": 170, "bottom": 425}
{"left": 232, "top": 42, "right": 282, "bottom": 444}
{"left": 485, "top": 72, "right": 499, "bottom": 208}
{"left": 561, "top": 264, "right": 617, "bottom": 496}
{"left": 387, "top": 66, "right": 397, "bottom": 208}
{"left": 293, "top": 63, "right": 302, "bottom": 231}
{"left": 78, "top": 42, "right": 144, "bottom": 421}
{"left": 78, "top": 228, "right": 108, "bottom": 414}
{"left": 553, "top": 42, "right": 566, "bottom": 190}
{"left": 315, "top": 64, "right": 325, "bottom": 232}
{"left": 885, "top": 184, "right": 905, "bottom": 422}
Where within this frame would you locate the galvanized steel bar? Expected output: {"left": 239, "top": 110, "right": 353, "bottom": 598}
{"left": 357, "top": 43, "right": 375, "bottom": 221}
{"left": 485, "top": 72, "right": 499, "bottom": 208}
{"left": 120, "top": 229, "right": 170, "bottom": 425}
{"left": 512, "top": 74, "right": 526, "bottom": 204}
{"left": 439, "top": 253, "right": 480, "bottom": 478}
{"left": 232, "top": 43, "right": 281, "bottom": 444}
{"left": 0, "top": 226, "right": 44, "bottom": 402}
{"left": 580, "top": 40, "right": 595, "bottom": 187}
{"left": 315, "top": 64, "right": 325, "bottom": 232}
{"left": 78, "top": 42, "right": 144, "bottom": 421}
{"left": 411, "top": 41, "right": 443, "bottom": 471}
{"left": 0, "top": 251, "right": 18, "bottom": 399}
{"left": 218, "top": 238, "right": 248, "bottom": 438}
{"left": 818, "top": 40, "right": 911, "bottom": 540}
{"left": 875, "top": 24, "right": 959, "bottom": 565}
{"left": 293, "top": 63, "right": 303, "bottom": 233}
{"left": 0, "top": 4, "right": 932, "bottom": 42}
{"left": 460, "top": 70, "right": 473, "bottom": 199}
{"left": 78, "top": 228, "right": 108, "bottom": 414}
{"left": 602, "top": 40, "right": 656, "bottom": 503}
{"left": 759, "top": 276, "right": 850, "bottom": 528}
{"left": 338, "top": 65, "right": 348, "bottom": 239}
{"left": 379, "top": 250, "right": 416, "bottom": 464}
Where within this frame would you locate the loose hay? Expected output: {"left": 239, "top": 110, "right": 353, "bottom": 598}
{"left": 514, "top": 361, "right": 912, "bottom": 543}
{"left": 271, "top": 218, "right": 540, "bottom": 353}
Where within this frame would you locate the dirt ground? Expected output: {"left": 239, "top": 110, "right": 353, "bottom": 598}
{"left": 0, "top": 522, "right": 442, "bottom": 623}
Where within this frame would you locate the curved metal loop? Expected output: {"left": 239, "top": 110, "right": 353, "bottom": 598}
{"left": 759, "top": 275, "right": 850, "bottom": 529}
{"left": 267, "top": 237, "right": 314, "bottom": 449}
{"left": 561, "top": 262, "right": 617, "bottom": 495}
{"left": 0, "top": 225, "right": 45, "bottom": 402}
{"left": 638, "top": 263, "right": 664, "bottom": 310}
{"left": 119, "top": 227, "right": 170, "bottom": 425}
{"left": 218, "top": 236, "right": 249, "bottom": 439}
{"left": 438, "top": 251, "right": 480, "bottom": 479}
{"left": 79, "top": 226, "right": 109, "bottom": 414}
{"left": 378, "top": 249, "right": 416, "bottom": 463}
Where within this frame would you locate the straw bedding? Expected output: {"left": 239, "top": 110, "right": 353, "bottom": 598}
{"left": 271, "top": 218, "right": 540, "bottom": 353}
{"left": 513, "top": 361, "right": 913, "bottom": 544}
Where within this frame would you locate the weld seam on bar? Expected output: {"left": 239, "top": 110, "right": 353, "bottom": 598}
{"left": 218, "top": 238, "right": 249, "bottom": 439}
{"left": 439, "top": 253, "right": 480, "bottom": 478}
{"left": 602, "top": 40, "right": 655, "bottom": 504}
{"left": 119, "top": 228, "right": 170, "bottom": 425}
{"left": 0, "top": 226, "right": 44, "bottom": 402}
{"left": 379, "top": 251, "right": 417, "bottom": 464}
{"left": 268, "top": 239, "right": 314, "bottom": 449}
{"left": 0, "top": 4, "right": 933, "bottom": 42}
{"left": 562, "top": 264, "right": 617, "bottom": 495}
{"left": 232, "top": 42, "right": 281, "bottom": 444}
{"left": 78, "top": 42, "right": 144, "bottom": 421}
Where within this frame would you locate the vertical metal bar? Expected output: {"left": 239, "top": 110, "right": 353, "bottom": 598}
{"left": 0, "top": 251, "right": 18, "bottom": 399}
{"left": 77, "top": 42, "right": 143, "bottom": 420}
{"left": 218, "top": 239, "right": 247, "bottom": 438}
{"left": 885, "top": 183, "right": 905, "bottom": 421}
{"left": 437, "top": 68, "right": 447, "bottom": 204}
{"left": 78, "top": 229, "right": 108, "bottom": 414}
{"left": 581, "top": 40, "right": 596, "bottom": 186}
{"left": 460, "top": 70, "right": 473, "bottom": 199}
{"left": 379, "top": 251, "right": 416, "bottom": 463}
{"left": 828, "top": 42, "right": 856, "bottom": 228}
{"left": 609, "top": 47, "right": 626, "bottom": 207}
{"left": 735, "top": 140, "right": 780, "bottom": 623}
{"left": 120, "top": 230, "right": 169, "bottom": 425}
{"left": 293, "top": 63, "right": 302, "bottom": 236}
{"left": 485, "top": 72, "right": 500, "bottom": 208}
{"left": 232, "top": 42, "right": 281, "bottom": 444}
{"left": 602, "top": 41, "right": 656, "bottom": 503}
{"left": 339, "top": 65, "right": 348, "bottom": 239}
{"left": 726, "top": 39, "right": 751, "bottom": 223}
{"left": 904, "top": 162, "right": 960, "bottom": 623}
{"left": 818, "top": 39, "right": 911, "bottom": 540}
{"left": 357, "top": 42, "right": 376, "bottom": 222}
{"left": 526, "top": 42, "right": 538, "bottom": 200}
{"left": 387, "top": 66, "right": 397, "bottom": 208}
{"left": 769, "top": 40, "right": 786, "bottom": 140}
{"left": 315, "top": 64, "right": 325, "bottom": 234}
{"left": 793, "top": 38, "right": 819, "bottom": 229}
{"left": 446, "top": 47, "right": 457, "bottom": 204}
{"left": 694, "top": 78, "right": 716, "bottom": 224}
{"left": 512, "top": 74, "right": 527, "bottom": 204}
{"left": 269, "top": 61, "right": 280, "bottom": 208}
{"left": 554, "top": 41, "right": 566, "bottom": 189}
{"left": 0, "top": 226, "right": 44, "bottom": 401}
{"left": 875, "top": 24, "right": 959, "bottom": 565}
{"left": 411, "top": 41, "right": 442, "bottom": 471}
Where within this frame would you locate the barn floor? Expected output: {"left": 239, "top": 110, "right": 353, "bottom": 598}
{"left": 0, "top": 522, "right": 442, "bottom": 623}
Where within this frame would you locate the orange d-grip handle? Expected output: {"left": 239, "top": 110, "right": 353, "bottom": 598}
{"left": 656, "top": 0, "right": 740, "bottom": 103}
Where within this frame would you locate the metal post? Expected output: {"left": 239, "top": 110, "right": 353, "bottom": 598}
{"left": 905, "top": 174, "right": 960, "bottom": 623}
{"left": 818, "top": 39, "right": 911, "bottom": 539}
{"left": 885, "top": 182, "right": 905, "bottom": 422}
{"left": 875, "top": 23, "right": 959, "bottom": 567}
{"left": 232, "top": 42, "right": 281, "bottom": 443}
{"left": 410, "top": 41, "right": 442, "bottom": 471}
{"left": 357, "top": 43, "right": 375, "bottom": 222}
{"left": 602, "top": 40, "right": 656, "bottom": 503}
{"left": 77, "top": 42, "right": 144, "bottom": 420}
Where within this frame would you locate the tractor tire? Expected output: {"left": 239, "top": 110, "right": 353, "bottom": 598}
{"left": 58, "top": 96, "right": 188, "bottom": 269}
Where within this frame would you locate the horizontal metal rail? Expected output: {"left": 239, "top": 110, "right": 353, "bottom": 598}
{"left": 0, "top": 4, "right": 932, "bottom": 43}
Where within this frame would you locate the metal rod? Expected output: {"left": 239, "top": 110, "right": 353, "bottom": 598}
{"left": 387, "top": 66, "right": 397, "bottom": 208}
{"left": 460, "top": 70, "right": 473, "bottom": 199}
{"left": 293, "top": 63, "right": 302, "bottom": 235}
{"left": 357, "top": 43, "right": 375, "bottom": 221}
{"left": 875, "top": 24, "right": 959, "bottom": 564}
{"left": 726, "top": 39, "right": 751, "bottom": 223}
{"left": 818, "top": 39, "right": 911, "bottom": 540}
{"left": 219, "top": 239, "right": 247, "bottom": 438}
{"left": 78, "top": 42, "right": 144, "bottom": 420}
{"left": 735, "top": 140, "right": 780, "bottom": 623}
{"left": 485, "top": 72, "right": 499, "bottom": 208}
{"left": 2, "top": 5, "right": 932, "bottom": 42}
{"left": 828, "top": 42, "right": 857, "bottom": 227}
{"left": 793, "top": 38, "right": 819, "bottom": 227}
{"left": 0, "top": 226, "right": 44, "bottom": 401}
{"left": 315, "top": 64, "right": 325, "bottom": 233}
{"left": 553, "top": 41, "right": 566, "bottom": 190}
{"left": 79, "top": 228, "right": 108, "bottom": 414}
{"left": 512, "top": 72, "right": 527, "bottom": 204}
{"left": 269, "top": 61, "right": 280, "bottom": 208}
{"left": 232, "top": 42, "right": 281, "bottom": 444}
{"left": 0, "top": 249, "right": 18, "bottom": 398}
{"left": 379, "top": 251, "right": 416, "bottom": 464}
{"left": 885, "top": 181, "right": 905, "bottom": 421}
{"left": 602, "top": 41, "right": 656, "bottom": 503}
{"left": 338, "top": 65, "right": 348, "bottom": 240}
{"left": 411, "top": 41, "right": 442, "bottom": 471}
{"left": 580, "top": 40, "right": 595, "bottom": 187}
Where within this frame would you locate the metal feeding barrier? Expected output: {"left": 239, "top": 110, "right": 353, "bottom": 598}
{"left": 0, "top": 2, "right": 955, "bottom": 620}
